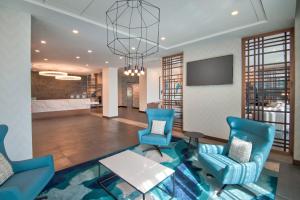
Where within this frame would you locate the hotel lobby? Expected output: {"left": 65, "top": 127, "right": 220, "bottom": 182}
{"left": 0, "top": 0, "right": 300, "bottom": 199}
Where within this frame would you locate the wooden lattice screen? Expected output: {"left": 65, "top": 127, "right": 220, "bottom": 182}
{"left": 242, "top": 28, "right": 295, "bottom": 152}
{"left": 162, "top": 53, "right": 183, "bottom": 129}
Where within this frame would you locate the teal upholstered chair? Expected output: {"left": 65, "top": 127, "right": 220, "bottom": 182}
{"left": 0, "top": 124, "right": 55, "bottom": 200}
{"left": 138, "top": 108, "right": 175, "bottom": 156}
{"left": 198, "top": 117, "right": 275, "bottom": 196}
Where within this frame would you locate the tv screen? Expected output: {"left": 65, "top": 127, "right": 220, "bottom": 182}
{"left": 186, "top": 55, "right": 233, "bottom": 86}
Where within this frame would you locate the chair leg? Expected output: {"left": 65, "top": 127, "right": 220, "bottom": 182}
{"left": 143, "top": 145, "right": 167, "bottom": 157}
{"left": 217, "top": 184, "right": 227, "bottom": 196}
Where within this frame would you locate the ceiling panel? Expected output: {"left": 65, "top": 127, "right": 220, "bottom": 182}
{"left": 44, "top": 0, "right": 93, "bottom": 15}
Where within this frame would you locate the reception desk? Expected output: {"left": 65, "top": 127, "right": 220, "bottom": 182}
{"left": 32, "top": 99, "right": 91, "bottom": 114}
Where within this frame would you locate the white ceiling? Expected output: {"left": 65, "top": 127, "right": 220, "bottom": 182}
{"left": 0, "top": 0, "right": 296, "bottom": 74}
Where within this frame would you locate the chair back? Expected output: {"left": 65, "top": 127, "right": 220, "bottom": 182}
{"left": 0, "top": 124, "right": 10, "bottom": 161}
{"left": 227, "top": 117, "right": 275, "bottom": 170}
{"left": 146, "top": 108, "right": 175, "bottom": 134}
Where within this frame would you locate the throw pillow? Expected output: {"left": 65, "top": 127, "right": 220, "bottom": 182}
{"left": 0, "top": 153, "right": 14, "bottom": 185}
{"left": 151, "top": 120, "right": 166, "bottom": 135}
{"left": 228, "top": 137, "right": 252, "bottom": 163}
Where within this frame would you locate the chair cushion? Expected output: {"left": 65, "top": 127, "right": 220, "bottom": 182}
{"left": 228, "top": 137, "right": 252, "bottom": 163}
{"left": 198, "top": 153, "right": 238, "bottom": 174}
{"left": 142, "top": 134, "right": 168, "bottom": 146}
{"left": 151, "top": 120, "right": 166, "bottom": 135}
{"left": 0, "top": 153, "right": 14, "bottom": 185}
{"left": 1, "top": 166, "right": 53, "bottom": 200}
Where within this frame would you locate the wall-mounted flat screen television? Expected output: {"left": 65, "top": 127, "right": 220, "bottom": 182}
{"left": 186, "top": 55, "right": 233, "bottom": 86}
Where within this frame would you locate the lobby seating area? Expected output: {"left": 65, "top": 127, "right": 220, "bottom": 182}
{"left": 0, "top": 0, "right": 300, "bottom": 199}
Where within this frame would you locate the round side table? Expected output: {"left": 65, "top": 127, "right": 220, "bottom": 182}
{"left": 183, "top": 131, "right": 205, "bottom": 149}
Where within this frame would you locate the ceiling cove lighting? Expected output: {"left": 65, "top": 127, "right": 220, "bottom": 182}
{"left": 231, "top": 10, "right": 239, "bottom": 16}
{"left": 39, "top": 71, "right": 68, "bottom": 77}
{"left": 41, "top": 40, "right": 46, "bottom": 44}
{"left": 55, "top": 75, "right": 81, "bottom": 80}
{"left": 106, "top": 0, "right": 160, "bottom": 77}
{"left": 72, "top": 29, "right": 79, "bottom": 34}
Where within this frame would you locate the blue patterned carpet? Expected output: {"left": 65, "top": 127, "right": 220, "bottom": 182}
{"left": 41, "top": 139, "right": 277, "bottom": 199}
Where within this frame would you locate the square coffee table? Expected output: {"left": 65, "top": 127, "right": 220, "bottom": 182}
{"left": 98, "top": 150, "right": 175, "bottom": 200}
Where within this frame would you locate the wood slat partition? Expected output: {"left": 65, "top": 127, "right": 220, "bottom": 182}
{"left": 162, "top": 53, "right": 183, "bottom": 130}
{"left": 242, "top": 28, "right": 295, "bottom": 153}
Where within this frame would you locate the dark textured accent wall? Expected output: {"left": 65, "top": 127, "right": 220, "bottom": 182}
{"left": 31, "top": 72, "right": 88, "bottom": 100}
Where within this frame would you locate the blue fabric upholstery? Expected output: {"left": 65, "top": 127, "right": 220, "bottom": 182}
{"left": 0, "top": 124, "right": 55, "bottom": 200}
{"left": 138, "top": 108, "right": 175, "bottom": 146}
{"left": 198, "top": 117, "right": 275, "bottom": 185}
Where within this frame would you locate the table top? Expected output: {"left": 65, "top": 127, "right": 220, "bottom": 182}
{"left": 183, "top": 131, "right": 205, "bottom": 138}
{"left": 99, "top": 150, "right": 175, "bottom": 194}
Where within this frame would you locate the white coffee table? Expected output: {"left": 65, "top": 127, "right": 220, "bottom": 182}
{"left": 98, "top": 150, "right": 175, "bottom": 199}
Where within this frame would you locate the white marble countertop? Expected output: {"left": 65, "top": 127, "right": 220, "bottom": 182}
{"left": 32, "top": 98, "right": 91, "bottom": 113}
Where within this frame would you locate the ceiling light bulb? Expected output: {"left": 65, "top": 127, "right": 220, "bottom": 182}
{"left": 41, "top": 40, "right": 46, "bottom": 44}
{"left": 140, "top": 70, "right": 145, "bottom": 75}
{"left": 134, "top": 69, "right": 138, "bottom": 73}
{"left": 35, "top": 49, "right": 40, "bottom": 53}
{"left": 131, "top": 73, "right": 135, "bottom": 76}
{"left": 76, "top": 56, "right": 80, "bottom": 59}
{"left": 72, "top": 29, "right": 79, "bottom": 34}
{"left": 128, "top": 69, "right": 132, "bottom": 73}
{"left": 131, "top": 47, "right": 136, "bottom": 50}
{"left": 231, "top": 10, "right": 239, "bottom": 16}
{"left": 137, "top": 73, "right": 141, "bottom": 76}
{"left": 85, "top": 64, "right": 89, "bottom": 66}
{"left": 120, "top": 56, "right": 123, "bottom": 59}
{"left": 161, "top": 37, "right": 166, "bottom": 41}
{"left": 43, "top": 58, "right": 48, "bottom": 61}
{"left": 88, "top": 50, "right": 93, "bottom": 53}
{"left": 105, "top": 61, "right": 109, "bottom": 64}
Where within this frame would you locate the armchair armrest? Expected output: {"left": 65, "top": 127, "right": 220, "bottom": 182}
{"left": 198, "top": 144, "right": 226, "bottom": 155}
{"left": 11, "top": 155, "right": 54, "bottom": 173}
{"left": 166, "top": 130, "right": 172, "bottom": 144}
{"left": 222, "top": 161, "right": 259, "bottom": 184}
{"left": 0, "top": 187, "right": 22, "bottom": 200}
{"left": 138, "top": 128, "right": 150, "bottom": 142}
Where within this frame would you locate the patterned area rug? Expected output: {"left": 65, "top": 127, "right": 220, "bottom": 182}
{"left": 41, "top": 139, "right": 277, "bottom": 199}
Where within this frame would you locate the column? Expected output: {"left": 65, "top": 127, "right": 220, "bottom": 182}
{"left": 102, "top": 67, "right": 118, "bottom": 117}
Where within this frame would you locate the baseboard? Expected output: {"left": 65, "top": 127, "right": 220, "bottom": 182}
{"left": 118, "top": 106, "right": 127, "bottom": 108}
{"left": 293, "top": 159, "right": 300, "bottom": 165}
{"left": 102, "top": 115, "right": 119, "bottom": 119}
{"left": 203, "top": 135, "right": 228, "bottom": 143}
{"left": 32, "top": 109, "right": 90, "bottom": 120}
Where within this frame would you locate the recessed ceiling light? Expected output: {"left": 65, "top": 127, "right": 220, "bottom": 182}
{"left": 41, "top": 40, "right": 46, "bottom": 44}
{"left": 161, "top": 37, "right": 166, "bottom": 41}
{"left": 231, "top": 10, "right": 239, "bottom": 16}
{"left": 35, "top": 49, "right": 40, "bottom": 53}
{"left": 131, "top": 47, "right": 136, "bottom": 50}
{"left": 85, "top": 64, "right": 89, "bottom": 66}
{"left": 120, "top": 56, "right": 123, "bottom": 59}
{"left": 105, "top": 61, "right": 109, "bottom": 64}
{"left": 72, "top": 29, "right": 79, "bottom": 34}
{"left": 76, "top": 56, "right": 80, "bottom": 59}
{"left": 43, "top": 58, "right": 48, "bottom": 61}
{"left": 88, "top": 50, "right": 93, "bottom": 53}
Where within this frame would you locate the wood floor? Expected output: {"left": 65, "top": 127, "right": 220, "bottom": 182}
{"left": 32, "top": 109, "right": 141, "bottom": 171}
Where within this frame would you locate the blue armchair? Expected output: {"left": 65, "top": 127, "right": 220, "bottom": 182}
{"left": 0, "top": 124, "right": 55, "bottom": 200}
{"left": 138, "top": 108, "right": 175, "bottom": 156}
{"left": 198, "top": 117, "right": 275, "bottom": 196}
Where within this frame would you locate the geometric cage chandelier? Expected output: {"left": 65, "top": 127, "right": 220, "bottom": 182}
{"left": 106, "top": 0, "right": 160, "bottom": 76}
